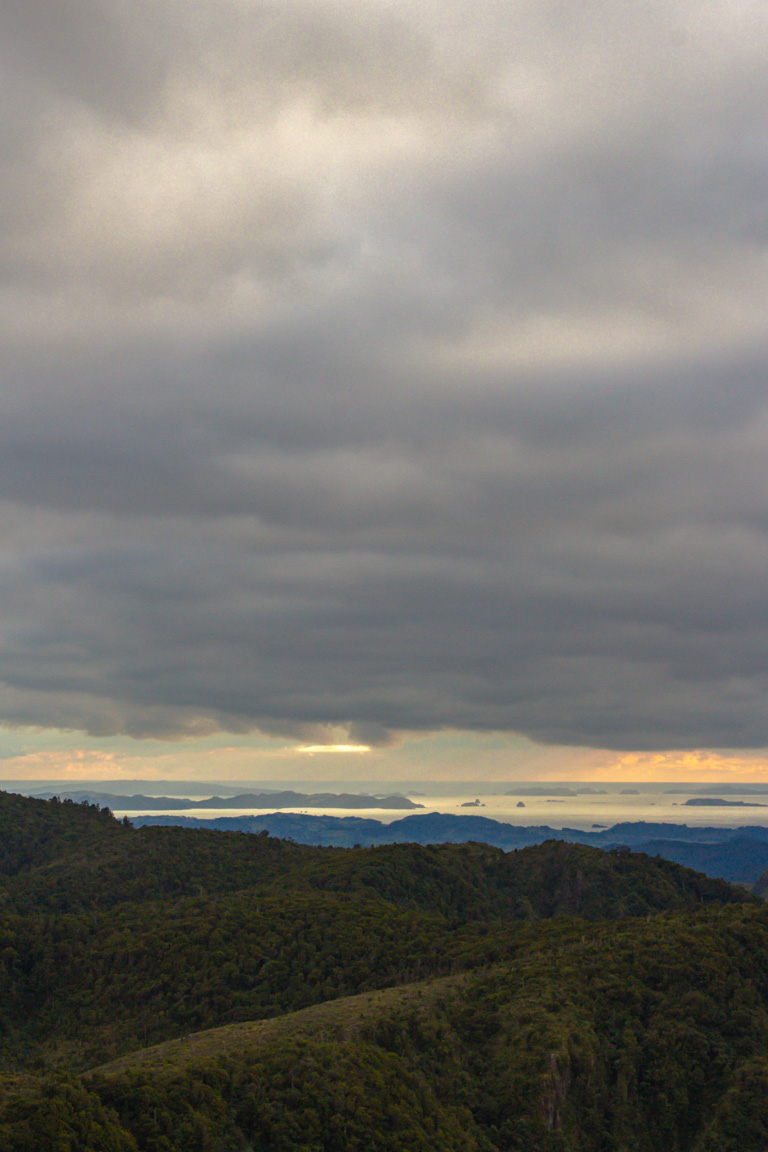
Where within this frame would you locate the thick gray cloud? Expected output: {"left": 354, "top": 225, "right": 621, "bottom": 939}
{"left": 1, "top": 0, "right": 768, "bottom": 748}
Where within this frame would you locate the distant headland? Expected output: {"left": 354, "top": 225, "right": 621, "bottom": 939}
{"left": 33, "top": 789, "right": 423, "bottom": 811}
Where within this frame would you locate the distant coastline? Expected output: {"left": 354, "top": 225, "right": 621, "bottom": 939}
{"left": 34, "top": 789, "right": 423, "bottom": 811}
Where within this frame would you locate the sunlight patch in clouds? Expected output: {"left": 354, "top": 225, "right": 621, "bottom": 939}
{"left": 295, "top": 744, "right": 372, "bottom": 755}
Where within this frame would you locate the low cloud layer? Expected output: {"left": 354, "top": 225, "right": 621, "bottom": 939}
{"left": 2, "top": 0, "right": 768, "bottom": 750}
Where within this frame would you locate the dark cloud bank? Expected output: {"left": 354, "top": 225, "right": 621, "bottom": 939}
{"left": 1, "top": 0, "right": 768, "bottom": 750}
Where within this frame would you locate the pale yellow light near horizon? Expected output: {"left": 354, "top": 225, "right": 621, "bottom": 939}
{"left": 295, "top": 744, "right": 372, "bottom": 755}
{"left": 1, "top": 735, "right": 768, "bottom": 786}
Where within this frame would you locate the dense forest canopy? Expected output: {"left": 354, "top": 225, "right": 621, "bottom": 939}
{"left": 0, "top": 788, "right": 766, "bottom": 1150}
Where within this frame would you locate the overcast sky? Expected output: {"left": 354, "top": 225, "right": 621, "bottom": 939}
{"left": 2, "top": 0, "right": 768, "bottom": 783}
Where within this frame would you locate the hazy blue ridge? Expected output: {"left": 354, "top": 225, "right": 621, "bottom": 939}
{"left": 630, "top": 836, "right": 768, "bottom": 883}
{"left": 129, "top": 811, "right": 584, "bottom": 847}
{"left": 129, "top": 811, "right": 768, "bottom": 879}
{"left": 591, "top": 820, "right": 768, "bottom": 843}
{"left": 34, "top": 789, "right": 422, "bottom": 810}
{"left": 129, "top": 812, "right": 399, "bottom": 845}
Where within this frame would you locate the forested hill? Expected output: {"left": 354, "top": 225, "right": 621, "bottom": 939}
{"left": 0, "top": 788, "right": 765, "bottom": 1150}
{"left": 131, "top": 809, "right": 768, "bottom": 882}
{"left": 0, "top": 789, "right": 746, "bottom": 919}
{"left": 0, "top": 789, "right": 129, "bottom": 877}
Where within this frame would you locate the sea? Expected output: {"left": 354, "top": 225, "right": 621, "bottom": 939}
{"left": 103, "top": 785, "right": 768, "bottom": 832}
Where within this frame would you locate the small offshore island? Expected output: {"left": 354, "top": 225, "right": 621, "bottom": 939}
{"left": 684, "top": 797, "right": 768, "bottom": 807}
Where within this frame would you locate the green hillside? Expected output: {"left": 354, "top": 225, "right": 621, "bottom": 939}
{"left": 2, "top": 907, "right": 768, "bottom": 1151}
{"left": 0, "top": 790, "right": 129, "bottom": 878}
{"left": 0, "top": 789, "right": 766, "bottom": 1149}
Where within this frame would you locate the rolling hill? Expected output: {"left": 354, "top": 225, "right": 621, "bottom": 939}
{"left": 0, "top": 788, "right": 767, "bottom": 1149}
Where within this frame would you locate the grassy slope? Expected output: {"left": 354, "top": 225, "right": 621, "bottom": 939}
{"left": 88, "top": 974, "right": 469, "bottom": 1080}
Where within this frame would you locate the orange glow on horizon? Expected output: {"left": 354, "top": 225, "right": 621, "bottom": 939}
{"left": 0, "top": 738, "right": 767, "bottom": 786}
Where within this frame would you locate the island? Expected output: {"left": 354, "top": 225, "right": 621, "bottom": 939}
{"left": 684, "top": 798, "right": 767, "bottom": 808}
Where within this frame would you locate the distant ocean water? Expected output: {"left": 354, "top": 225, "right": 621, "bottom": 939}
{"left": 112, "top": 789, "right": 768, "bottom": 831}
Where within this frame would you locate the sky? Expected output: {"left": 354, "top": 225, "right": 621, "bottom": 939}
{"left": 2, "top": 0, "right": 768, "bottom": 786}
